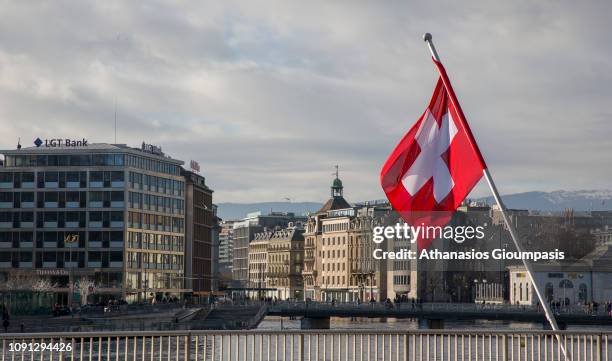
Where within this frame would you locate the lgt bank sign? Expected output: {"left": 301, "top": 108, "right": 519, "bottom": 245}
{"left": 34, "top": 137, "right": 88, "bottom": 147}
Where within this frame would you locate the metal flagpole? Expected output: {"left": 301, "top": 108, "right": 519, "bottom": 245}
{"left": 422, "top": 33, "right": 569, "bottom": 359}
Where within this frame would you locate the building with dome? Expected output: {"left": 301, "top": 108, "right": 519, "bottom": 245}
{"left": 303, "top": 168, "right": 401, "bottom": 302}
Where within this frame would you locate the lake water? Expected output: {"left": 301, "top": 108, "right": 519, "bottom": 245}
{"left": 257, "top": 315, "right": 612, "bottom": 331}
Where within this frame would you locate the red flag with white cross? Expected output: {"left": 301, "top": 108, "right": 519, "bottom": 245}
{"left": 380, "top": 59, "right": 486, "bottom": 250}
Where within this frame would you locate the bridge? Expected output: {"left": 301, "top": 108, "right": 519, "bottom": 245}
{"left": 266, "top": 302, "right": 612, "bottom": 329}
{"left": 1, "top": 329, "right": 610, "bottom": 360}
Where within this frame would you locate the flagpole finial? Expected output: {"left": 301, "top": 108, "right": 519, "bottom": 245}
{"left": 422, "top": 33, "right": 441, "bottom": 62}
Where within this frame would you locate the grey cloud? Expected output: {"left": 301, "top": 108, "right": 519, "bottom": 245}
{"left": 0, "top": 1, "right": 610, "bottom": 203}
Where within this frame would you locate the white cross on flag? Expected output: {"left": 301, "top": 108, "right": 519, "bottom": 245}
{"left": 380, "top": 59, "right": 486, "bottom": 250}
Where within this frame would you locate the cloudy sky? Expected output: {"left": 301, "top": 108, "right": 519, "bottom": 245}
{"left": 0, "top": 1, "right": 610, "bottom": 203}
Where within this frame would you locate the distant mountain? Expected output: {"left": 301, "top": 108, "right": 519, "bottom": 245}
{"left": 477, "top": 189, "right": 612, "bottom": 211}
{"left": 216, "top": 190, "right": 612, "bottom": 220}
{"left": 216, "top": 202, "right": 323, "bottom": 220}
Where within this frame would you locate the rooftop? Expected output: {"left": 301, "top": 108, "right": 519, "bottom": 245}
{"left": 1, "top": 142, "right": 184, "bottom": 165}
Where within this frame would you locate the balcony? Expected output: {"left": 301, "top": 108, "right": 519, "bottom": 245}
{"left": 0, "top": 222, "right": 12, "bottom": 228}
{"left": 0, "top": 182, "right": 12, "bottom": 189}
{"left": 89, "top": 201, "right": 103, "bottom": 208}
{"left": 0, "top": 202, "right": 12, "bottom": 208}
{"left": 44, "top": 201, "right": 58, "bottom": 208}
{"left": 19, "top": 241, "right": 33, "bottom": 248}
{"left": 111, "top": 201, "right": 124, "bottom": 208}
{"left": 43, "top": 241, "right": 57, "bottom": 248}
{"left": 64, "top": 261, "right": 78, "bottom": 268}
{"left": 0, "top": 261, "right": 11, "bottom": 268}
{"left": 43, "top": 221, "right": 58, "bottom": 228}
{"left": 21, "top": 202, "right": 34, "bottom": 208}
{"left": 44, "top": 182, "right": 58, "bottom": 188}
{"left": 21, "top": 182, "right": 35, "bottom": 189}
{"left": 18, "top": 261, "right": 33, "bottom": 268}
{"left": 89, "top": 221, "right": 103, "bottom": 228}
{"left": 87, "top": 261, "right": 102, "bottom": 268}
{"left": 89, "top": 181, "right": 103, "bottom": 188}
{"left": 111, "top": 221, "right": 124, "bottom": 228}
{"left": 88, "top": 241, "right": 102, "bottom": 248}
{"left": 109, "top": 261, "right": 123, "bottom": 268}
{"left": 20, "top": 222, "right": 34, "bottom": 228}
{"left": 66, "top": 201, "right": 80, "bottom": 208}
{"left": 65, "top": 221, "right": 80, "bottom": 228}
{"left": 42, "top": 261, "right": 57, "bottom": 268}
{"left": 66, "top": 181, "right": 80, "bottom": 188}
{"left": 110, "top": 241, "right": 124, "bottom": 248}
{"left": 111, "top": 181, "right": 125, "bottom": 188}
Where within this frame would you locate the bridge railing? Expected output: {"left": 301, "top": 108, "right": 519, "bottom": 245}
{"left": 265, "top": 301, "right": 612, "bottom": 316}
{"left": 0, "top": 330, "right": 610, "bottom": 361}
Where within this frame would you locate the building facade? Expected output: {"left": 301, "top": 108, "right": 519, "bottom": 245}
{"left": 217, "top": 220, "right": 235, "bottom": 289}
{"left": 304, "top": 173, "right": 397, "bottom": 302}
{"left": 247, "top": 230, "right": 271, "bottom": 299}
{"left": 231, "top": 211, "right": 306, "bottom": 295}
{"left": 0, "top": 140, "right": 208, "bottom": 307}
{"left": 183, "top": 170, "right": 214, "bottom": 301}
{"left": 267, "top": 225, "right": 304, "bottom": 300}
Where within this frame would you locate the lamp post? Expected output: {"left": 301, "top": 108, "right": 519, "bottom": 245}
{"left": 64, "top": 234, "right": 79, "bottom": 306}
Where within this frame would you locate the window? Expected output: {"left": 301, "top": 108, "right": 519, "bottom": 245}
{"left": 90, "top": 172, "right": 103, "bottom": 182}
{"left": 22, "top": 173, "right": 34, "bottom": 183}
{"left": 111, "top": 192, "right": 124, "bottom": 202}
{"left": 111, "top": 171, "right": 124, "bottom": 182}
{"left": 44, "top": 172, "right": 58, "bottom": 182}
{"left": 90, "top": 212, "right": 103, "bottom": 222}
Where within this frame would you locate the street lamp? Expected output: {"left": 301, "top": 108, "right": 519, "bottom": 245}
{"left": 64, "top": 234, "right": 79, "bottom": 306}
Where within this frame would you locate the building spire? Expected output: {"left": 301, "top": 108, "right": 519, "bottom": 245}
{"left": 331, "top": 165, "right": 343, "bottom": 198}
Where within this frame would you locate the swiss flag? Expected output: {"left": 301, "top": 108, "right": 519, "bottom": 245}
{"left": 380, "top": 59, "right": 486, "bottom": 250}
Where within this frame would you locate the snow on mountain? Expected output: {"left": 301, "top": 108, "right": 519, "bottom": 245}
{"left": 478, "top": 189, "right": 612, "bottom": 211}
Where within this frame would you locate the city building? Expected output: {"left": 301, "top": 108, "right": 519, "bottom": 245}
{"left": 508, "top": 238, "right": 612, "bottom": 306}
{"left": 0, "top": 140, "right": 188, "bottom": 306}
{"left": 592, "top": 226, "right": 612, "bottom": 245}
{"left": 183, "top": 170, "right": 214, "bottom": 301}
{"left": 217, "top": 220, "right": 235, "bottom": 289}
{"left": 305, "top": 170, "right": 397, "bottom": 302}
{"left": 231, "top": 211, "right": 306, "bottom": 297}
{"left": 267, "top": 224, "right": 304, "bottom": 300}
{"left": 247, "top": 230, "right": 272, "bottom": 299}
{"left": 211, "top": 204, "right": 221, "bottom": 292}
{"left": 384, "top": 220, "right": 418, "bottom": 301}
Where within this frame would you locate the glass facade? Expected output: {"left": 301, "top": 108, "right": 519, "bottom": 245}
{"left": 0, "top": 146, "right": 186, "bottom": 304}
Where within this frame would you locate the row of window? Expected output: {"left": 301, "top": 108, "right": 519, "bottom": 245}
{"left": 126, "top": 231, "right": 184, "bottom": 252}
{"left": 125, "top": 271, "right": 185, "bottom": 290}
{"left": 128, "top": 192, "right": 184, "bottom": 215}
{"left": 0, "top": 211, "right": 124, "bottom": 228}
{"left": 393, "top": 275, "right": 410, "bottom": 285}
{"left": 323, "top": 277, "right": 376, "bottom": 287}
{"left": 323, "top": 236, "right": 347, "bottom": 246}
{"left": 0, "top": 231, "right": 124, "bottom": 248}
{"left": 320, "top": 249, "right": 347, "bottom": 258}
{"left": 323, "top": 223, "right": 349, "bottom": 232}
{"left": 128, "top": 172, "right": 184, "bottom": 196}
{"left": 3, "top": 154, "right": 125, "bottom": 168}
{"left": 3, "top": 153, "right": 181, "bottom": 176}
{"left": 0, "top": 251, "right": 123, "bottom": 268}
{"left": 0, "top": 191, "right": 124, "bottom": 206}
{"left": 126, "top": 252, "right": 183, "bottom": 270}
{"left": 127, "top": 212, "right": 184, "bottom": 233}
{"left": 0, "top": 171, "right": 124, "bottom": 188}
{"left": 322, "top": 262, "right": 346, "bottom": 273}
